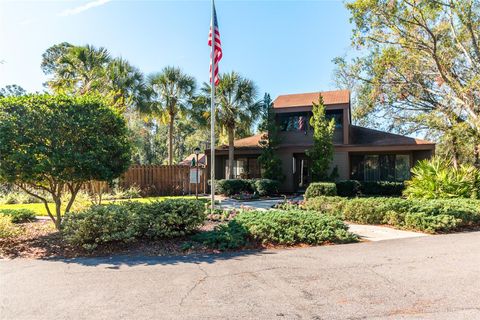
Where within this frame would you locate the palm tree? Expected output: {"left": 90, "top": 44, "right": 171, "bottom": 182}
{"left": 105, "top": 58, "right": 148, "bottom": 112}
{"left": 202, "top": 71, "right": 259, "bottom": 179}
{"left": 147, "top": 67, "right": 196, "bottom": 165}
{"left": 47, "top": 45, "right": 111, "bottom": 95}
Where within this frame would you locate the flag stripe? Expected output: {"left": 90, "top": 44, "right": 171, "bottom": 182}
{"left": 208, "top": 3, "right": 222, "bottom": 86}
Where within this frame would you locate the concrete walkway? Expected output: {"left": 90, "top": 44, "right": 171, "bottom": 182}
{"left": 348, "top": 223, "right": 427, "bottom": 241}
{"left": 2, "top": 231, "right": 479, "bottom": 320}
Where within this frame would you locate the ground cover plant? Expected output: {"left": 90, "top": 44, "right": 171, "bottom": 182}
{"left": 192, "top": 209, "right": 357, "bottom": 250}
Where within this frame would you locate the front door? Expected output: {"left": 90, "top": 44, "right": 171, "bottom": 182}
{"left": 293, "top": 154, "right": 311, "bottom": 192}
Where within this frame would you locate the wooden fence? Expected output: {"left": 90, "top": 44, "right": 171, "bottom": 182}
{"left": 85, "top": 165, "right": 207, "bottom": 196}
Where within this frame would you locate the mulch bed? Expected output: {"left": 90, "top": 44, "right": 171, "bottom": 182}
{"left": 0, "top": 219, "right": 262, "bottom": 259}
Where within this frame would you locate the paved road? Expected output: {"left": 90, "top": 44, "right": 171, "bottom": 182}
{"left": 1, "top": 232, "right": 480, "bottom": 320}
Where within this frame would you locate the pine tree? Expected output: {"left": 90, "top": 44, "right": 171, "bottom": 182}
{"left": 258, "top": 93, "right": 284, "bottom": 181}
{"left": 307, "top": 95, "right": 335, "bottom": 181}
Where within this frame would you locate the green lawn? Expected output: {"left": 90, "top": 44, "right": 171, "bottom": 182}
{"left": 0, "top": 196, "right": 203, "bottom": 216}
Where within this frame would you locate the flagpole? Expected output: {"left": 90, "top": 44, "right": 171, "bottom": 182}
{"left": 210, "top": 0, "right": 216, "bottom": 213}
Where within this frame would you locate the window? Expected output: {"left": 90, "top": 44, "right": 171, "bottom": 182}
{"left": 350, "top": 154, "right": 411, "bottom": 181}
{"left": 226, "top": 157, "right": 261, "bottom": 179}
{"left": 395, "top": 155, "right": 410, "bottom": 181}
{"left": 279, "top": 113, "right": 309, "bottom": 132}
{"left": 326, "top": 110, "right": 343, "bottom": 128}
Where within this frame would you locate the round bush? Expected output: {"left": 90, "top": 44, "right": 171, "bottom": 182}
{"left": 62, "top": 204, "right": 139, "bottom": 250}
{"left": 305, "top": 182, "right": 337, "bottom": 199}
{"left": 255, "top": 179, "right": 280, "bottom": 196}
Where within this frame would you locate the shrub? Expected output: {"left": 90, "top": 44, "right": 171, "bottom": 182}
{"left": 302, "top": 196, "right": 346, "bottom": 215}
{"left": 61, "top": 199, "right": 206, "bottom": 249}
{"left": 0, "top": 191, "right": 43, "bottom": 204}
{"left": 0, "top": 209, "right": 36, "bottom": 223}
{"left": 62, "top": 204, "right": 139, "bottom": 250}
{"left": 305, "top": 196, "right": 480, "bottom": 233}
{"left": 254, "top": 179, "right": 280, "bottom": 196}
{"left": 336, "top": 180, "right": 361, "bottom": 197}
{"left": 215, "top": 179, "right": 280, "bottom": 197}
{"left": 0, "top": 215, "right": 18, "bottom": 238}
{"left": 215, "top": 179, "right": 253, "bottom": 196}
{"left": 304, "top": 182, "right": 337, "bottom": 199}
{"left": 235, "top": 210, "right": 357, "bottom": 245}
{"left": 191, "top": 220, "right": 249, "bottom": 250}
{"left": 404, "top": 213, "right": 460, "bottom": 233}
{"left": 135, "top": 199, "right": 205, "bottom": 239}
{"left": 360, "top": 181, "right": 404, "bottom": 196}
{"left": 193, "top": 209, "right": 357, "bottom": 249}
{"left": 404, "top": 157, "right": 480, "bottom": 199}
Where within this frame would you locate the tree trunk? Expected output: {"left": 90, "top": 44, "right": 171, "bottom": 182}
{"left": 53, "top": 196, "right": 62, "bottom": 230}
{"left": 168, "top": 115, "right": 174, "bottom": 165}
{"left": 228, "top": 126, "right": 235, "bottom": 179}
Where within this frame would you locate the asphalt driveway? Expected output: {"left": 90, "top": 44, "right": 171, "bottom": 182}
{"left": 2, "top": 231, "right": 480, "bottom": 319}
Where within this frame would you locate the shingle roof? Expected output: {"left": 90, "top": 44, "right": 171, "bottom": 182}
{"left": 179, "top": 153, "right": 206, "bottom": 166}
{"left": 349, "top": 126, "right": 434, "bottom": 146}
{"left": 273, "top": 90, "right": 350, "bottom": 108}
{"left": 218, "top": 133, "right": 264, "bottom": 149}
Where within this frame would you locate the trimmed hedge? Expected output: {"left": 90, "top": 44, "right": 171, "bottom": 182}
{"left": 333, "top": 180, "right": 404, "bottom": 197}
{"left": 336, "top": 180, "right": 361, "bottom": 197}
{"left": 62, "top": 199, "right": 206, "bottom": 249}
{"left": 304, "top": 196, "right": 480, "bottom": 233}
{"left": 304, "top": 182, "right": 337, "bottom": 199}
{"left": 0, "top": 209, "right": 36, "bottom": 223}
{"left": 361, "top": 181, "right": 404, "bottom": 196}
{"left": 215, "top": 179, "right": 254, "bottom": 196}
{"left": 215, "top": 179, "right": 280, "bottom": 196}
{"left": 255, "top": 179, "right": 280, "bottom": 196}
{"left": 192, "top": 209, "right": 357, "bottom": 249}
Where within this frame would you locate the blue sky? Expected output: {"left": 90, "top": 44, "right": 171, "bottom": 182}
{"left": 0, "top": 0, "right": 353, "bottom": 99}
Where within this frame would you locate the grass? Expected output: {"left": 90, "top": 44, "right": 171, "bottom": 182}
{"left": 0, "top": 196, "right": 201, "bottom": 217}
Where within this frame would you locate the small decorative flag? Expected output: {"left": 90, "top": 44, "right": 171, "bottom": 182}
{"left": 208, "top": 1, "right": 222, "bottom": 86}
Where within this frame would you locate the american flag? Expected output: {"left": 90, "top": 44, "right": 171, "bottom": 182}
{"left": 208, "top": 1, "right": 222, "bottom": 86}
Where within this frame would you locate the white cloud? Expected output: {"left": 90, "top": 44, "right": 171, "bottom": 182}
{"left": 58, "top": 0, "right": 111, "bottom": 17}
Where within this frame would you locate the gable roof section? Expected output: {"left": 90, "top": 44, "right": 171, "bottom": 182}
{"left": 349, "top": 125, "right": 434, "bottom": 146}
{"left": 273, "top": 90, "right": 350, "bottom": 108}
{"left": 218, "top": 133, "right": 263, "bottom": 150}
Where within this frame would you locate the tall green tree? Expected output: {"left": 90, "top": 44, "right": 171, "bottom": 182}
{"left": 202, "top": 72, "right": 260, "bottom": 179}
{"left": 41, "top": 43, "right": 148, "bottom": 112}
{"left": 146, "top": 67, "right": 196, "bottom": 165}
{"left": 0, "top": 94, "right": 131, "bottom": 229}
{"left": 334, "top": 0, "right": 480, "bottom": 166}
{"left": 307, "top": 95, "right": 335, "bottom": 181}
{"left": 258, "top": 93, "right": 284, "bottom": 181}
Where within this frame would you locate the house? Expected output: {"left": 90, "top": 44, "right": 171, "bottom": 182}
{"left": 179, "top": 153, "right": 206, "bottom": 167}
{"left": 207, "top": 89, "right": 435, "bottom": 193}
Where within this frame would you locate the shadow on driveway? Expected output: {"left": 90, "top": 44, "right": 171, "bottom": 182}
{"left": 44, "top": 249, "right": 276, "bottom": 268}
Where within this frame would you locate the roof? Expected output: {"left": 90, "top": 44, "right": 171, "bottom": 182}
{"left": 349, "top": 126, "right": 434, "bottom": 146}
{"left": 179, "top": 153, "right": 206, "bottom": 166}
{"left": 273, "top": 90, "right": 350, "bottom": 108}
{"left": 212, "top": 126, "right": 434, "bottom": 151}
{"left": 218, "top": 133, "right": 264, "bottom": 150}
